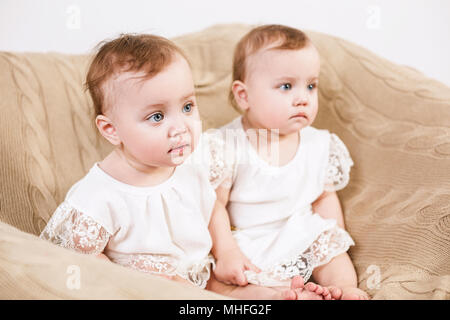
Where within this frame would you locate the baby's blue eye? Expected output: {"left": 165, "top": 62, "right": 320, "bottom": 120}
{"left": 148, "top": 112, "right": 164, "bottom": 122}
{"left": 308, "top": 83, "right": 316, "bottom": 90}
{"left": 183, "top": 103, "right": 193, "bottom": 113}
{"left": 280, "top": 83, "right": 292, "bottom": 91}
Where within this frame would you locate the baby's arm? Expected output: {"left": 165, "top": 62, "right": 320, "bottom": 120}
{"left": 312, "top": 186, "right": 345, "bottom": 229}
{"left": 209, "top": 185, "right": 260, "bottom": 286}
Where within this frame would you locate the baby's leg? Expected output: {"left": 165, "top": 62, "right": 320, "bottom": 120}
{"left": 207, "top": 274, "right": 324, "bottom": 300}
{"left": 207, "top": 273, "right": 295, "bottom": 299}
{"left": 311, "top": 252, "right": 370, "bottom": 300}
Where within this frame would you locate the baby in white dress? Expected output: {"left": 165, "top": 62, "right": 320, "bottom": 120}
{"left": 40, "top": 34, "right": 215, "bottom": 288}
{"left": 39, "top": 33, "right": 323, "bottom": 300}
{"left": 208, "top": 25, "right": 370, "bottom": 300}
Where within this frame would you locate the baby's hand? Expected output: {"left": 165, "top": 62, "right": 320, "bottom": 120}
{"left": 214, "top": 247, "right": 260, "bottom": 286}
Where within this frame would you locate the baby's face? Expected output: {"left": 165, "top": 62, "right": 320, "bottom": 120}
{"left": 105, "top": 54, "right": 201, "bottom": 167}
{"left": 242, "top": 44, "right": 320, "bottom": 135}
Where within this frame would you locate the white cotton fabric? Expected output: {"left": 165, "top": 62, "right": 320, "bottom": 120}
{"left": 40, "top": 135, "right": 217, "bottom": 288}
{"left": 208, "top": 116, "right": 355, "bottom": 286}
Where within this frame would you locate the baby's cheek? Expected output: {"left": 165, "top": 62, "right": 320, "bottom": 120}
{"left": 138, "top": 135, "right": 167, "bottom": 158}
{"left": 189, "top": 117, "right": 203, "bottom": 140}
{"left": 310, "top": 103, "right": 319, "bottom": 121}
{"left": 273, "top": 112, "right": 290, "bottom": 128}
{"left": 258, "top": 103, "right": 278, "bottom": 121}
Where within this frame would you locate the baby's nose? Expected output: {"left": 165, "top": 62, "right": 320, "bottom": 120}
{"left": 293, "top": 88, "right": 309, "bottom": 106}
{"left": 168, "top": 125, "right": 187, "bottom": 137}
{"left": 293, "top": 96, "right": 308, "bottom": 107}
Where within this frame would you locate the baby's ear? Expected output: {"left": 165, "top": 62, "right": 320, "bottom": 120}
{"left": 95, "top": 114, "right": 121, "bottom": 146}
{"left": 231, "top": 80, "right": 250, "bottom": 111}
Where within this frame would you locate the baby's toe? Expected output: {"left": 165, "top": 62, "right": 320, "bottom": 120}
{"left": 314, "top": 284, "right": 324, "bottom": 295}
{"left": 304, "top": 282, "right": 317, "bottom": 292}
{"left": 323, "top": 292, "right": 332, "bottom": 300}
{"left": 328, "top": 286, "right": 342, "bottom": 300}
{"left": 295, "top": 288, "right": 323, "bottom": 300}
{"left": 290, "top": 275, "right": 305, "bottom": 290}
{"left": 322, "top": 288, "right": 333, "bottom": 300}
{"left": 361, "top": 292, "right": 371, "bottom": 300}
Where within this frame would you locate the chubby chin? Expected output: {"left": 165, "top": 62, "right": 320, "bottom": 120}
{"left": 279, "top": 119, "right": 310, "bottom": 135}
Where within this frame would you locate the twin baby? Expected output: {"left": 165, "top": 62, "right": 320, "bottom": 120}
{"left": 40, "top": 25, "right": 369, "bottom": 300}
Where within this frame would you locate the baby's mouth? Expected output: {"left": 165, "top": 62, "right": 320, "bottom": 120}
{"left": 290, "top": 112, "right": 308, "bottom": 120}
{"left": 168, "top": 144, "right": 190, "bottom": 155}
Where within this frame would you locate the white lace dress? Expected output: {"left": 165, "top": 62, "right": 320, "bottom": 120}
{"left": 207, "top": 116, "right": 355, "bottom": 287}
{"left": 40, "top": 135, "right": 217, "bottom": 289}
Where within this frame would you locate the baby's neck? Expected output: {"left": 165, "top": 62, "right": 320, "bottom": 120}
{"left": 241, "top": 115, "right": 299, "bottom": 143}
{"left": 98, "top": 148, "right": 175, "bottom": 187}
{"left": 240, "top": 116, "right": 300, "bottom": 167}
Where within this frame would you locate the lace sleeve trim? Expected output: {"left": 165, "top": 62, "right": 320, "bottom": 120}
{"left": 39, "top": 201, "right": 110, "bottom": 255}
{"left": 207, "top": 133, "right": 234, "bottom": 189}
{"left": 244, "top": 225, "right": 355, "bottom": 287}
{"left": 324, "top": 133, "right": 354, "bottom": 192}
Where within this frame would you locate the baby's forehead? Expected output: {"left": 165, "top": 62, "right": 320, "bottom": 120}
{"left": 104, "top": 69, "right": 151, "bottom": 98}
{"left": 246, "top": 43, "right": 320, "bottom": 74}
{"left": 105, "top": 53, "right": 189, "bottom": 89}
{"left": 100, "top": 70, "right": 148, "bottom": 115}
{"left": 110, "top": 69, "right": 148, "bottom": 86}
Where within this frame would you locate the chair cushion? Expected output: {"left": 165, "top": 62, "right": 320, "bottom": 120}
{"left": 0, "top": 221, "right": 226, "bottom": 299}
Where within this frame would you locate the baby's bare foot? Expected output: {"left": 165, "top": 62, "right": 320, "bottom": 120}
{"left": 272, "top": 277, "right": 322, "bottom": 300}
{"left": 304, "top": 281, "right": 332, "bottom": 300}
{"left": 271, "top": 287, "right": 299, "bottom": 300}
{"left": 291, "top": 276, "right": 324, "bottom": 300}
{"left": 279, "top": 289, "right": 298, "bottom": 300}
{"left": 272, "top": 276, "right": 341, "bottom": 300}
{"left": 294, "top": 287, "right": 324, "bottom": 300}
{"left": 340, "top": 286, "right": 370, "bottom": 300}
{"left": 327, "top": 286, "right": 343, "bottom": 300}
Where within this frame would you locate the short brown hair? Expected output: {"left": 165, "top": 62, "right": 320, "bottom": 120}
{"left": 85, "top": 34, "right": 187, "bottom": 116}
{"left": 230, "top": 24, "right": 310, "bottom": 110}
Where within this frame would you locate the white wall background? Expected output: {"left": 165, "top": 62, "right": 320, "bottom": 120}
{"left": 1, "top": 0, "right": 449, "bottom": 86}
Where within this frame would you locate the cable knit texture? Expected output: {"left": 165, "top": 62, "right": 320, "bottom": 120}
{"left": 0, "top": 24, "right": 449, "bottom": 299}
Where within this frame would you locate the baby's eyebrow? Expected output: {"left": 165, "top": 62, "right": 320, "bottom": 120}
{"left": 142, "top": 102, "right": 165, "bottom": 111}
{"left": 274, "top": 76, "right": 319, "bottom": 83}
{"left": 180, "top": 92, "right": 195, "bottom": 102}
{"left": 142, "top": 92, "right": 195, "bottom": 111}
{"left": 274, "top": 76, "right": 297, "bottom": 82}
